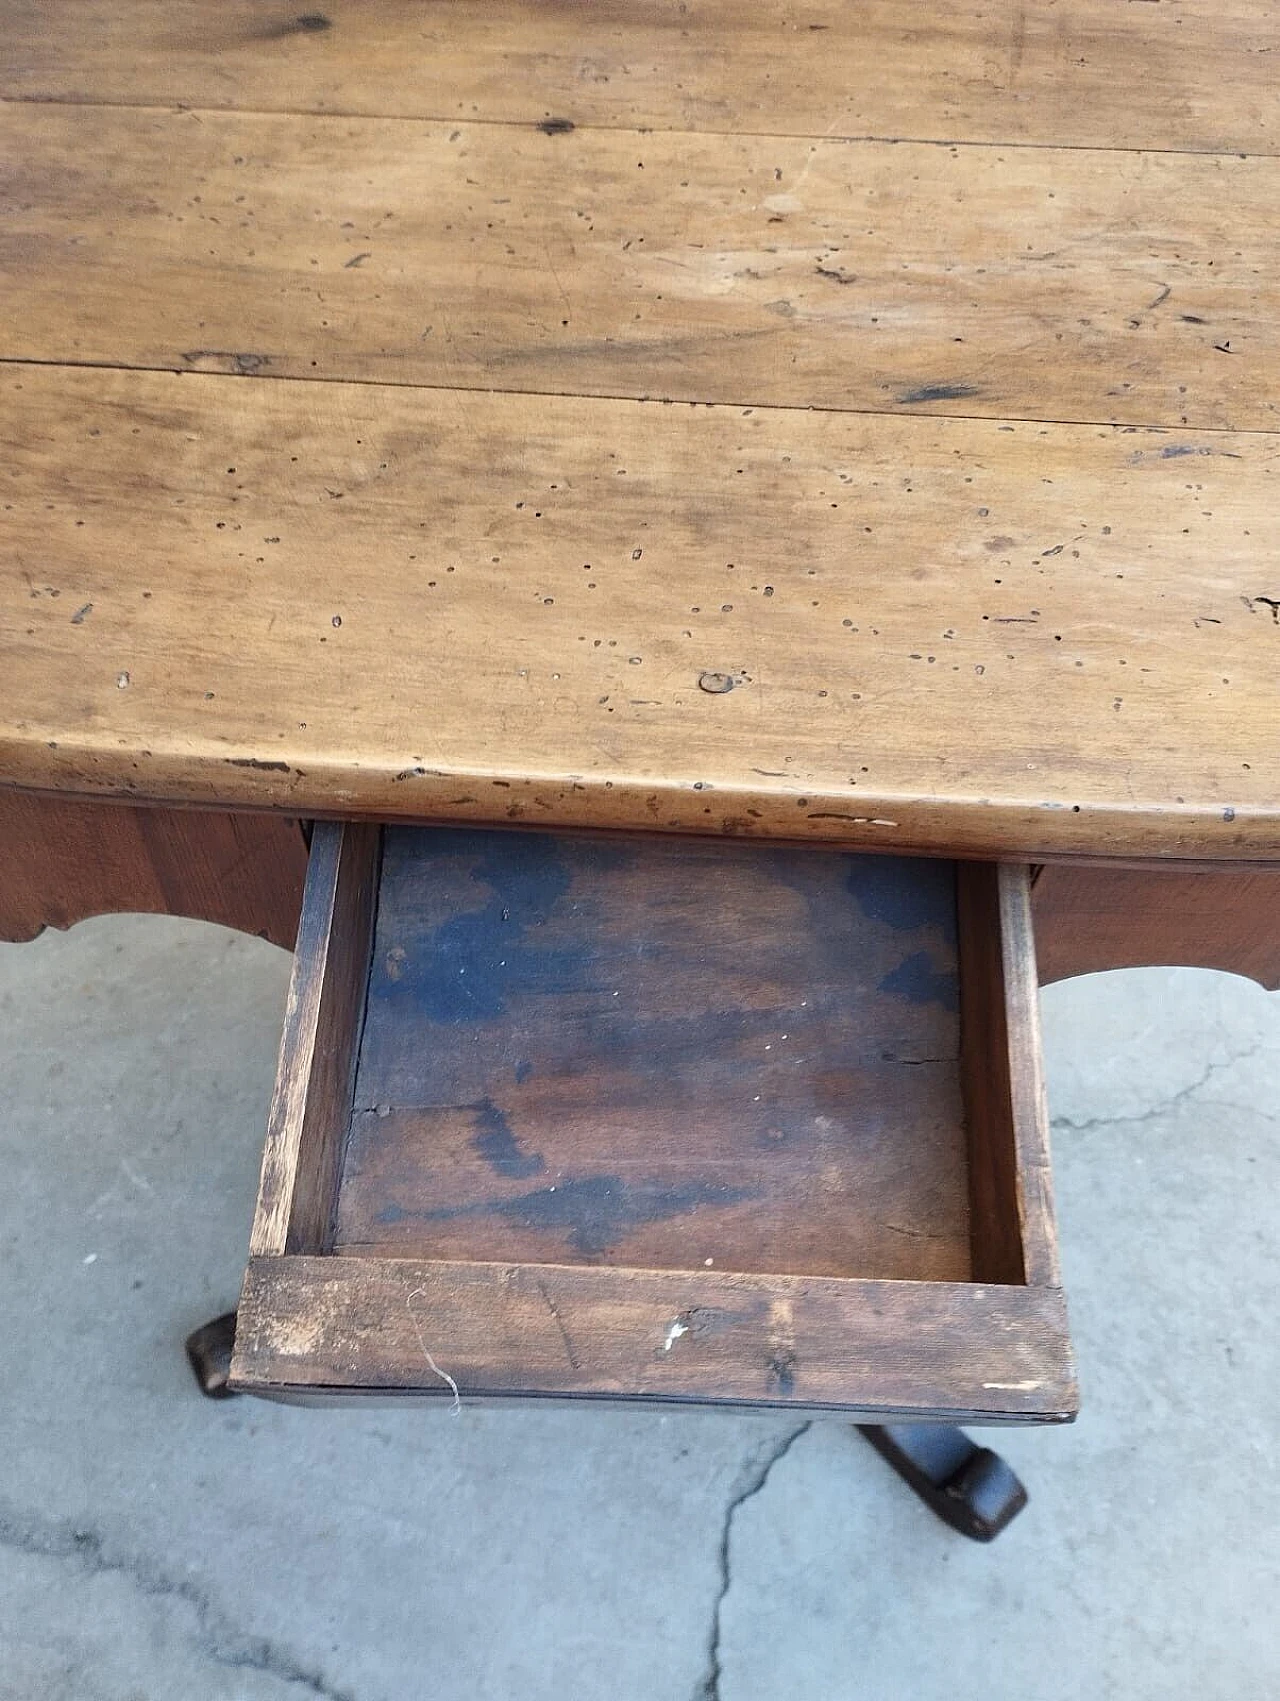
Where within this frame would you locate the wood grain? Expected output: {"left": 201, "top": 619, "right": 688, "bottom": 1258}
{"left": 958, "top": 864, "right": 1059, "bottom": 1288}
{"left": 3, "top": 104, "right": 1277, "bottom": 431}
{"left": 0, "top": 789, "right": 306, "bottom": 947}
{"left": 338, "top": 829, "right": 970, "bottom": 1283}
{"left": 231, "top": 1254, "right": 1077, "bottom": 1420}
{"left": 249, "top": 820, "right": 379, "bottom": 1257}
{"left": 1033, "top": 864, "right": 1280, "bottom": 990}
{"left": 2, "top": 363, "right": 1276, "bottom": 861}
{"left": 3, "top": 0, "right": 1276, "bottom": 156}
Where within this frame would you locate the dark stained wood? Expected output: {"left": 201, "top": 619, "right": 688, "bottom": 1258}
{"left": 1033, "top": 864, "right": 1280, "bottom": 991}
{"left": 0, "top": 788, "right": 306, "bottom": 948}
{"left": 238, "top": 824, "right": 1072, "bottom": 1418}
{"left": 339, "top": 829, "right": 969, "bottom": 1282}
{"left": 958, "top": 864, "right": 1059, "bottom": 1288}
{"left": 231, "top": 1254, "right": 1077, "bottom": 1423}
{"left": 250, "top": 821, "right": 380, "bottom": 1257}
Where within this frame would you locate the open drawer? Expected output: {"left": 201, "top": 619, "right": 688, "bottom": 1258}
{"left": 230, "top": 823, "right": 1076, "bottom": 1422}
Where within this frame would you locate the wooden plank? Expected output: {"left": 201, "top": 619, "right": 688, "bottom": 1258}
{"left": 337, "top": 830, "right": 969, "bottom": 1283}
{"left": 231, "top": 1254, "right": 1078, "bottom": 1421}
{"left": 996, "top": 863, "right": 1059, "bottom": 1288}
{"left": 3, "top": 0, "right": 1276, "bottom": 157}
{"left": 958, "top": 864, "right": 1060, "bottom": 1288}
{"left": 0, "top": 789, "right": 306, "bottom": 947}
{"left": 3, "top": 104, "right": 1277, "bottom": 431}
{"left": 249, "top": 821, "right": 379, "bottom": 1257}
{"left": 338, "top": 1083, "right": 967, "bottom": 1281}
{"left": 2, "top": 363, "right": 1276, "bottom": 861}
{"left": 1033, "top": 864, "right": 1280, "bottom": 990}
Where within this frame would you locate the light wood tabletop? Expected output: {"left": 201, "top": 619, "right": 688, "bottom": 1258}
{"left": 2, "top": 1, "right": 1277, "bottom": 860}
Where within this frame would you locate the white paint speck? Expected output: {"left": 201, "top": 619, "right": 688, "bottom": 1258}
{"left": 662, "top": 1318, "right": 690, "bottom": 1352}
{"left": 83, "top": 1253, "right": 98, "bottom": 1265}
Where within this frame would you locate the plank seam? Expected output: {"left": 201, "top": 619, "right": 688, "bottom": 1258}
{"left": 2, "top": 92, "right": 1274, "bottom": 161}
{"left": 2, "top": 354, "right": 1276, "bottom": 440}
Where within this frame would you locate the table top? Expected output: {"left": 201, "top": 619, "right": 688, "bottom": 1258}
{"left": 1, "top": 2, "right": 1277, "bottom": 861}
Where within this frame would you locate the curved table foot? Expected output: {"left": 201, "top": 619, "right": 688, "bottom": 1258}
{"left": 185, "top": 1310, "right": 241, "bottom": 1400}
{"left": 858, "top": 1423, "right": 1028, "bottom": 1541}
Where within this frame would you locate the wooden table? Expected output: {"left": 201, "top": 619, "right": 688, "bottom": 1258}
{"left": 2, "top": 0, "right": 1278, "bottom": 1529}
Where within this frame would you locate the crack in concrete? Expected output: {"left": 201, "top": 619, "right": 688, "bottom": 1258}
{"left": 1050, "top": 1040, "right": 1267, "bottom": 1136}
{"left": 0, "top": 1499, "right": 355, "bottom": 1699}
{"left": 694, "top": 1421, "right": 812, "bottom": 1701}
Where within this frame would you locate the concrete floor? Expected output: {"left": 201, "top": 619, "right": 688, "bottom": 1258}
{"left": 0, "top": 916, "right": 1277, "bottom": 1701}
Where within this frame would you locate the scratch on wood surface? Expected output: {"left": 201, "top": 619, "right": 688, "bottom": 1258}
{"left": 405, "top": 1285, "right": 462, "bottom": 1413}
{"left": 536, "top": 1279, "right": 581, "bottom": 1369}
